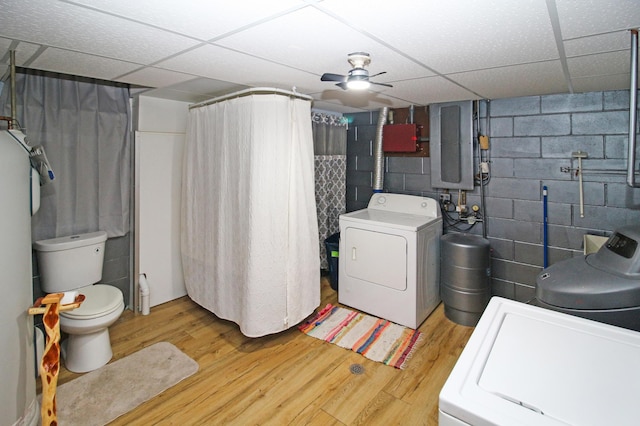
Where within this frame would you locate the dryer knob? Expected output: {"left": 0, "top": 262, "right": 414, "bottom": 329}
{"left": 377, "top": 196, "right": 386, "bottom": 204}
{"left": 421, "top": 202, "right": 428, "bottom": 208}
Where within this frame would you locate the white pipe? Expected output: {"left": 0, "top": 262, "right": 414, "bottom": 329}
{"left": 35, "top": 327, "right": 44, "bottom": 377}
{"left": 578, "top": 156, "right": 585, "bottom": 217}
{"left": 139, "top": 273, "right": 150, "bottom": 315}
{"left": 573, "top": 151, "right": 588, "bottom": 217}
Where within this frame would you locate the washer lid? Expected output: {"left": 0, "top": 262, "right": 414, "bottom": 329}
{"left": 439, "top": 297, "right": 640, "bottom": 426}
{"left": 340, "top": 208, "right": 440, "bottom": 231}
{"left": 61, "top": 284, "right": 123, "bottom": 319}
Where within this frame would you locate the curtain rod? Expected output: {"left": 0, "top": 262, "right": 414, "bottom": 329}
{"left": 189, "top": 87, "right": 313, "bottom": 110}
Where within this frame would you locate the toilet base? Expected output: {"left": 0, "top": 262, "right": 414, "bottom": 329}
{"left": 62, "top": 328, "right": 113, "bottom": 373}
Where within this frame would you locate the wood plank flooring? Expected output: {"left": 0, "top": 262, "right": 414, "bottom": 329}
{"left": 54, "top": 277, "right": 474, "bottom": 425}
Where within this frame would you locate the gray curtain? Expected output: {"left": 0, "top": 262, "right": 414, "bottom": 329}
{"left": 312, "top": 112, "right": 347, "bottom": 269}
{"left": 0, "top": 68, "right": 131, "bottom": 241}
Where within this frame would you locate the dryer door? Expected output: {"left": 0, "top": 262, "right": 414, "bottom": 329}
{"left": 344, "top": 227, "right": 407, "bottom": 290}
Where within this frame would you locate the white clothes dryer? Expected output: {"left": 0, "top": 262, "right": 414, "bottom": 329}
{"left": 439, "top": 297, "right": 640, "bottom": 426}
{"left": 338, "top": 193, "right": 442, "bottom": 329}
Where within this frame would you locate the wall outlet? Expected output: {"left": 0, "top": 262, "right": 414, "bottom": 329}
{"left": 439, "top": 193, "right": 451, "bottom": 203}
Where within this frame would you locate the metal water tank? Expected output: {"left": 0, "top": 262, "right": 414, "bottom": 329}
{"left": 440, "top": 233, "right": 491, "bottom": 326}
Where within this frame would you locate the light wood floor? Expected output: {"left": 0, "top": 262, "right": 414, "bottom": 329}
{"left": 54, "top": 277, "right": 474, "bottom": 425}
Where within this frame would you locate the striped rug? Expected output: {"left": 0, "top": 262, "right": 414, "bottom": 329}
{"left": 298, "top": 304, "right": 423, "bottom": 369}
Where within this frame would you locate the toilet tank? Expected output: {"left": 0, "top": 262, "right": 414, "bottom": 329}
{"left": 34, "top": 231, "right": 107, "bottom": 293}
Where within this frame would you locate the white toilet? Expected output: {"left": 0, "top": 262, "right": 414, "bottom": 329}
{"left": 34, "top": 231, "right": 125, "bottom": 373}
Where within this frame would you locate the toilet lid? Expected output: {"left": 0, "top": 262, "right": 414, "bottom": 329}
{"left": 61, "top": 284, "right": 123, "bottom": 319}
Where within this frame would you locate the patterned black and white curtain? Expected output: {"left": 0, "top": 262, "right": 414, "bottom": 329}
{"left": 312, "top": 112, "right": 347, "bottom": 269}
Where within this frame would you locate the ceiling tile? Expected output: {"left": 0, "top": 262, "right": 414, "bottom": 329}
{"left": 30, "top": 47, "right": 141, "bottom": 81}
{"left": 0, "top": 0, "right": 200, "bottom": 64}
{"left": 0, "top": 38, "right": 42, "bottom": 66}
{"left": 318, "top": 0, "right": 558, "bottom": 74}
{"left": 389, "top": 76, "right": 480, "bottom": 106}
{"left": 450, "top": 61, "right": 568, "bottom": 100}
{"left": 556, "top": 0, "right": 640, "bottom": 39}
{"left": 156, "top": 44, "right": 323, "bottom": 95}
{"left": 135, "top": 87, "right": 212, "bottom": 104}
{"left": 65, "top": 0, "right": 306, "bottom": 41}
{"left": 572, "top": 73, "right": 631, "bottom": 93}
{"left": 163, "top": 78, "right": 249, "bottom": 97}
{"left": 114, "top": 66, "right": 197, "bottom": 88}
{"left": 215, "top": 6, "right": 433, "bottom": 82}
{"left": 567, "top": 51, "right": 630, "bottom": 79}
{"left": 564, "top": 31, "right": 631, "bottom": 57}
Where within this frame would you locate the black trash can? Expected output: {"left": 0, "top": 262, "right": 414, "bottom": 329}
{"left": 324, "top": 232, "right": 340, "bottom": 291}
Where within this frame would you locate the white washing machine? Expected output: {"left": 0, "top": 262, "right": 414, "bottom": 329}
{"left": 338, "top": 193, "right": 442, "bottom": 329}
{"left": 439, "top": 297, "right": 640, "bottom": 426}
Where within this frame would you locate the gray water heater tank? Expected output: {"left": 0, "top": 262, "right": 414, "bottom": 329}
{"left": 440, "top": 233, "right": 491, "bottom": 326}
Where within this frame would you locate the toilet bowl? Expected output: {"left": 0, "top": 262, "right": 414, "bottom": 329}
{"left": 33, "top": 231, "right": 125, "bottom": 373}
{"left": 59, "top": 284, "right": 125, "bottom": 373}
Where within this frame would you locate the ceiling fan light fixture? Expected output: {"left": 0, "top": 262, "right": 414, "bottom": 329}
{"left": 346, "top": 78, "right": 371, "bottom": 90}
{"left": 346, "top": 69, "right": 370, "bottom": 90}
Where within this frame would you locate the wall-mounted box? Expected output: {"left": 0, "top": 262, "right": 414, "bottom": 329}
{"left": 383, "top": 123, "right": 419, "bottom": 152}
{"left": 430, "top": 100, "right": 473, "bottom": 190}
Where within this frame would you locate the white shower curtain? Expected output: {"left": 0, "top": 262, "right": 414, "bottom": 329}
{"left": 181, "top": 92, "right": 320, "bottom": 337}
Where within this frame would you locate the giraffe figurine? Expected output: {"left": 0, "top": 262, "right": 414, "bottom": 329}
{"left": 29, "top": 292, "right": 85, "bottom": 426}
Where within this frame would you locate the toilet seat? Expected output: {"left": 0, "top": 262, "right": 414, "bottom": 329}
{"left": 61, "top": 284, "right": 123, "bottom": 320}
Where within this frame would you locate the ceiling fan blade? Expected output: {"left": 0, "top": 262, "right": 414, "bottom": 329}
{"left": 371, "top": 81, "right": 393, "bottom": 88}
{"left": 321, "top": 73, "right": 347, "bottom": 82}
{"left": 369, "top": 71, "right": 387, "bottom": 79}
{"left": 335, "top": 82, "right": 348, "bottom": 90}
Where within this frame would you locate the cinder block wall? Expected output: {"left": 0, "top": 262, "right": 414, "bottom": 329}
{"left": 345, "top": 90, "right": 640, "bottom": 301}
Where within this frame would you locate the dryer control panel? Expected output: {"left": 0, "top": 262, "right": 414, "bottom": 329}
{"left": 368, "top": 193, "right": 440, "bottom": 218}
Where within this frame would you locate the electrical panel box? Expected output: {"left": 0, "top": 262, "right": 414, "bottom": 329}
{"left": 383, "top": 123, "right": 419, "bottom": 152}
{"left": 429, "top": 101, "right": 473, "bottom": 190}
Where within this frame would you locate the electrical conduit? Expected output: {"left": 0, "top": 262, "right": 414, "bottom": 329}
{"left": 628, "top": 29, "right": 639, "bottom": 188}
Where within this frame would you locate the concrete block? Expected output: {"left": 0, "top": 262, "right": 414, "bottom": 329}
{"left": 487, "top": 237, "right": 514, "bottom": 260}
{"left": 486, "top": 217, "right": 541, "bottom": 244}
{"left": 483, "top": 197, "right": 513, "bottom": 219}
{"left": 541, "top": 135, "right": 604, "bottom": 158}
{"left": 572, "top": 111, "right": 628, "bottom": 135}
{"left": 492, "top": 278, "right": 515, "bottom": 299}
{"left": 541, "top": 92, "right": 602, "bottom": 113}
{"left": 490, "top": 117, "right": 513, "bottom": 137}
{"left": 405, "top": 173, "right": 431, "bottom": 192}
{"left": 514, "top": 158, "right": 569, "bottom": 179}
{"left": 491, "top": 137, "right": 540, "bottom": 158}
{"left": 514, "top": 284, "right": 536, "bottom": 302}
{"left": 485, "top": 177, "right": 541, "bottom": 201}
{"left": 488, "top": 158, "right": 515, "bottom": 177}
{"left": 384, "top": 173, "right": 404, "bottom": 192}
{"left": 603, "top": 90, "right": 629, "bottom": 111}
{"left": 606, "top": 182, "right": 640, "bottom": 208}
{"left": 514, "top": 114, "right": 571, "bottom": 136}
{"left": 490, "top": 96, "right": 540, "bottom": 116}
{"left": 387, "top": 156, "right": 423, "bottom": 174}
{"left": 543, "top": 180, "right": 604, "bottom": 205}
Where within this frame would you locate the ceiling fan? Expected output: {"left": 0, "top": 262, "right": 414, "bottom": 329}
{"left": 321, "top": 52, "right": 393, "bottom": 90}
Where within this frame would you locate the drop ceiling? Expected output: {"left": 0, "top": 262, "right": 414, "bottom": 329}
{"left": 0, "top": 0, "right": 639, "bottom": 113}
